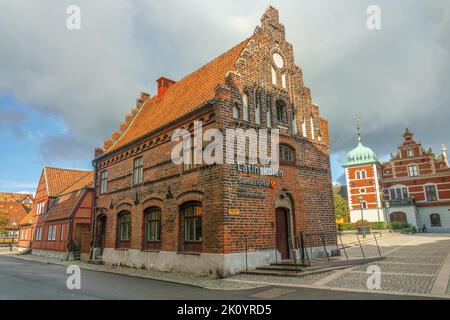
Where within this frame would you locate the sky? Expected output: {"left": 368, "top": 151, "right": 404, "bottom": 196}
{"left": 0, "top": 0, "right": 449, "bottom": 193}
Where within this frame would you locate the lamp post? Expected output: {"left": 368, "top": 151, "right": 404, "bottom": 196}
{"left": 358, "top": 196, "right": 365, "bottom": 222}
{"left": 9, "top": 221, "right": 17, "bottom": 252}
{"left": 385, "top": 201, "right": 392, "bottom": 233}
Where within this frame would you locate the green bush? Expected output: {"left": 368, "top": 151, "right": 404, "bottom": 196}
{"left": 338, "top": 222, "right": 356, "bottom": 231}
{"left": 389, "top": 222, "right": 412, "bottom": 230}
{"left": 370, "top": 222, "right": 388, "bottom": 230}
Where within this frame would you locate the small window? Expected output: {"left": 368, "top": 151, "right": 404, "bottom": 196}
{"left": 242, "top": 93, "right": 249, "bottom": 121}
{"left": 408, "top": 149, "right": 414, "bottom": 158}
{"left": 52, "top": 225, "right": 57, "bottom": 241}
{"left": 183, "top": 135, "right": 198, "bottom": 172}
{"left": 133, "top": 157, "right": 143, "bottom": 185}
{"left": 360, "top": 170, "right": 367, "bottom": 179}
{"left": 254, "top": 89, "right": 261, "bottom": 125}
{"left": 117, "top": 212, "right": 131, "bottom": 248}
{"left": 355, "top": 171, "right": 361, "bottom": 180}
{"left": 430, "top": 214, "right": 442, "bottom": 227}
{"left": 271, "top": 66, "right": 277, "bottom": 85}
{"left": 276, "top": 100, "right": 287, "bottom": 122}
{"left": 360, "top": 188, "right": 367, "bottom": 194}
{"left": 100, "top": 170, "right": 108, "bottom": 194}
{"left": 362, "top": 201, "right": 368, "bottom": 209}
{"left": 408, "top": 165, "right": 419, "bottom": 177}
{"left": 144, "top": 207, "right": 162, "bottom": 250}
{"left": 279, "top": 144, "right": 295, "bottom": 163}
{"left": 281, "top": 74, "right": 286, "bottom": 89}
{"left": 425, "top": 185, "right": 438, "bottom": 202}
{"left": 232, "top": 103, "right": 239, "bottom": 119}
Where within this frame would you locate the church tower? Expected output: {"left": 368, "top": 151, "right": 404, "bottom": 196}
{"left": 343, "top": 120, "right": 384, "bottom": 223}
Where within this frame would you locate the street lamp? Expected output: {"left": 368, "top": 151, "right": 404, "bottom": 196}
{"left": 358, "top": 196, "right": 365, "bottom": 221}
{"left": 9, "top": 221, "right": 17, "bottom": 252}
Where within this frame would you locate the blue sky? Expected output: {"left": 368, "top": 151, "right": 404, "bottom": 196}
{"left": 0, "top": 94, "right": 92, "bottom": 193}
{"left": 0, "top": 0, "right": 449, "bottom": 194}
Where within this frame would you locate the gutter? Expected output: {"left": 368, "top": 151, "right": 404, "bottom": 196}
{"left": 90, "top": 160, "right": 98, "bottom": 261}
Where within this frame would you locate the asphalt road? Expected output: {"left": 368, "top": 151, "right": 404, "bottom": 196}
{"left": 0, "top": 254, "right": 427, "bottom": 300}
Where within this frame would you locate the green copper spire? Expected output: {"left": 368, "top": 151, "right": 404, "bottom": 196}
{"left": 344, "top": 117, "right": 378, "bottom": 167}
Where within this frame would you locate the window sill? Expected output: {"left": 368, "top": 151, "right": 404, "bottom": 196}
{"left": 177, "top": 251, "right": 202, "bottom": 256}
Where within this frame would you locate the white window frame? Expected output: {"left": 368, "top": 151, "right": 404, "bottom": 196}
{"left": 390, "top": 185, "right": 409, "bottom": 200}
{"left": 408, "top": 149, "right": 414, "bottom": 158}
{"left": 271, "top": 66, "right": 277, "bottom": 85}
{"left": 52, "top": 225, "right": 57, "bottom": 241}
{"left": 408, "top": 165, "right": 419, "bottom": 177}
{"left": 61, "top": 225, "right": 64, "bottom": 241}
{"left": 360, "top": 170, "right": 367, "bottom": 179}
{"left": 281, "top": 74, "right": 286, "bottom": 89}
{"left": 424, "top": 183, "right": 438, "bottom": 202}
{"left": 47, "top": 226, "right": 52, "bottom": 241}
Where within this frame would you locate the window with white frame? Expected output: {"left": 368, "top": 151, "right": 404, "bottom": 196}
{"left": 408, "top": 165, "right": 419, "bottom": 177}
{"left": 100, "top": 170, "right": 108, "bottom": 194}
{"left": 52, "top": 225, "right": 57, "bottom": 241}
{"left": 407, "top": 149, "right": 414, "bottom": 158}
{"left": 37, "top": 202, "right": 46, "bottom": 215}
{"left": 355, "top": 170, "right": 361, "bottom": 180}
{"left": 133, "top": 157, "right": 143, "bottom": 185}
{"left": 390, "top": 186, "right": 409, "bottom": 200}
{"left": 47, "top": 226, "right": 52, "bottom": 240}
{"left": 360, "top": 170, "right": 367, "bottom": 179}
{"left": 425, "top": 184, "right": 438, "bottom": 202}
{"left": 232, "top": 103, "right": 239, "bottom": 120}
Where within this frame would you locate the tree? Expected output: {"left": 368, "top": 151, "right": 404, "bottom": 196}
{"left": 0, "top": 214, "right": 9, "bottom": 236}
{"left": 334, "top": 190, "right": 349, "bottom": 221}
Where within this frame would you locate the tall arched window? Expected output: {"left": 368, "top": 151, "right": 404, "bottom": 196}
{"left": 242, "top": 93, "right": 249, "bottom": 121}
{"left": 430, "top": 214, "right": 442, "bottom": 227}
{"left": 266, "top": 92, "right": 272, "bottom": 128}
{"left": 355, "top": 170, "right": 361, "bottom": 180}
{"left": 254, "top": 88, "right": 261, "bottom": 125}
{"left": 180, "top": 202, "right": 202, "bottom": 252}
{"left": 276, "top": 100, "right": 287, "bottom": 122}
{"left": 360, "top": 170, "right": 367, "bottom": 179}
{"left": 117, "top": 212, "right": 131, "bottom": 249}
{"left": 144, "top": 207, "right": 161, "bottom": 250}
{"left": 232, "top": 103, "right": 239, "bottom": 120}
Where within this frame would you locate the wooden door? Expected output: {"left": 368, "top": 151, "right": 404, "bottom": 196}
{"left": 276, "top": 208, "right": 290, "bottom": 260}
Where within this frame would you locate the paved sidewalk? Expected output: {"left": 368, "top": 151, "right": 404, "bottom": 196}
{"left": 226, "top": 234, "right": 450, "bottom": 299}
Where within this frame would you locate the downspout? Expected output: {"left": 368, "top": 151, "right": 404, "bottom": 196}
{"left": 90, "top": 160, "right": 98, "bottom": 260}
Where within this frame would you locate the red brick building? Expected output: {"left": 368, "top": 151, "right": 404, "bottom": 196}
{"left": 345, "top": 128, "right": 450, "bottom": 231}
{"left": 92, "top": 7, "right": 334, "bottom": 275}
{"left": 18, "top": 167, "right": 94, "bottom": 260}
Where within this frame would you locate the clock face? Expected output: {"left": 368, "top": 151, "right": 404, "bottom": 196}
{"left": 273, "top": 53, "right": 284, "bottom": 69}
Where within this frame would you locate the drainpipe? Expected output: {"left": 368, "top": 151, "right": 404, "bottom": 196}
{"left": 90, "top": 160, "right": 98, "bottom": 260}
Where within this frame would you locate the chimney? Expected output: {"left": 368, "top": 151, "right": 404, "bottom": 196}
{"left": 156, "top": 77, "right": 176, "bottom": 98}
{"left": 443, "top": 144, "right": 448, "bottom": 166}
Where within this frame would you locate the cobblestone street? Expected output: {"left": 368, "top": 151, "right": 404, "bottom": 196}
{"left": 226, "top": 234, "right": 450, "bottom": 298}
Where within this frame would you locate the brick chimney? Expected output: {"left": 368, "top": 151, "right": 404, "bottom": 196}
{"left": 156, "top": 77, "right": 176, "bottom": 98}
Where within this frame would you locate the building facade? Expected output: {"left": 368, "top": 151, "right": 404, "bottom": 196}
{"left": 344, "top": 128, "right": 450, "bottom": 232}
{"left": 0, "top": 193, "right": 33, "bottom": 245}
{"left": 18, "top": 167, "right": 94, "bottom": 260}
{"left": 92, "top": 7, "right": 335, "bottom": 276}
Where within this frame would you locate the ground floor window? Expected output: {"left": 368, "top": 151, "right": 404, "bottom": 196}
{"left": 430, "top": 214, "right": 442, "bottom": 227}
{"left": 181, "top": 203, "right": 202, "bottom": 252}
{"left": 117, "top": 212, "right": 131, "bottom": 248}
{"left": 144, "top": 207, "right": 161, "bottom": 250}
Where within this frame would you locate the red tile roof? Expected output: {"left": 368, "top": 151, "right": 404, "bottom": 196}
{"left": 19, "top": 211, "right": 34, "bottom": 226}
{"left": 107, "top": 38, "right": 250, "bottom": 152}
{"left": 44, "top": 167, "right": 93, "bottom": 197}
{"left": 0, "top": 202, "right": 31, "bottom": 229}
{"left": 0, "top": 193, "right": 33, "bottom": 203}
{"left": 45, "top": 189, "right": 86, "bottom": 222}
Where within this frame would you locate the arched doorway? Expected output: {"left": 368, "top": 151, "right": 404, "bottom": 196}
{"left": 275, "top": 191, "right": 294, "bottom": 260}
{"left": 96, "top": 215, "right": 107, "bottom": 254}
{"left": 390, "top": 212, "right": 407, "bottom": 223}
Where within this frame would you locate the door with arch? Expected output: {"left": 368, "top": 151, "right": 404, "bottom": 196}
{"left": 276, "top": 208, "right": 290, "bottom": 260}
{"left": 96, "top": 215, "right": 107, "bottom": 254}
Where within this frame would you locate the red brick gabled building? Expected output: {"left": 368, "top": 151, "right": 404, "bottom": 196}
{"left": 345, "top": 128, "right": 450, "bottom": 231}
{"left": 18, "top": 167, "right": 94, "bottom": 260}
{"left": 92, "top": 7, "right": 334, "bottom": 276}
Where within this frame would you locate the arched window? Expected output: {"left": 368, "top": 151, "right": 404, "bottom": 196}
{"left": 271, "top": 66, "right": 277, "bottom": 85}
{"left": 355, "top": 170, "right": 361, "bottom": 180}
{"left": 254, "top": 89, "right": 261, "bottom": 125}
{"left": 232, "top": 103, "right": 239, "bottom": 120}
{"left": 266, "top": 93, "right": 272, "bottom": 128}
{"left": 279, "top": 144, "right": 295, "bottom": 163}
{"left": 276, "top": 100, "right": 287, "bottom": 122}
{"left": 180, "top": 202, "right": 202, "bottom": 252}
{"left": 117, "top": 212, "right": 131, "bottom": 249}
{"left": 360, "top": 170, "right": 367, "bottom": 179}
{"left": 242, "top": 93, "right": 249, "bottom": 121}
{"left": 430, "top": 214, "right": 442, "bottom": 227}
{"left": 144, "top": 207, "right": 161, "bottom": 250}
{"left": 362, "top": 201, "right": 368, "bottom": 209}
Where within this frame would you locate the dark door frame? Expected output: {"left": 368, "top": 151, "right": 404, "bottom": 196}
{"left": 276, "top": 207, "right": 290, "bottom": 260}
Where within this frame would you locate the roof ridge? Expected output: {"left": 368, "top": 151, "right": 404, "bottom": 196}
{"left": 44, "top": 166, "right": 91, "bottom": 173}
{"left": 106, "top": 37, "right": 251, "bottom": 153}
